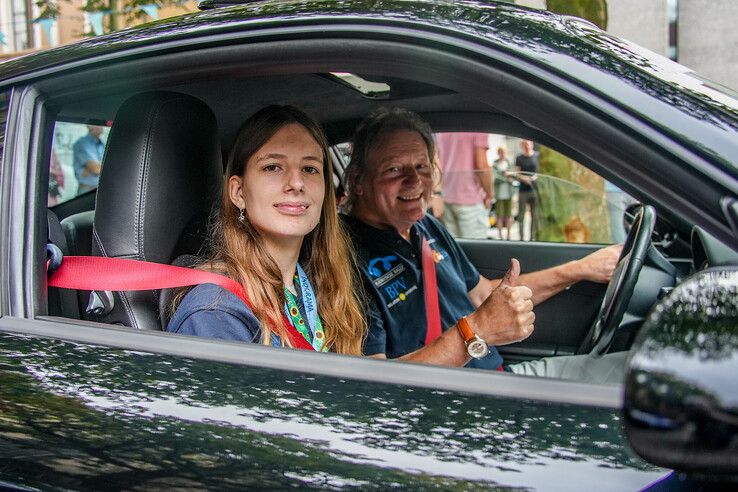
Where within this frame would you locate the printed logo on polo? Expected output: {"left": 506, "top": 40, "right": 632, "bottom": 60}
{"left": 366, "top": 254, "right": 417, "bottom": 308}
{"left": 426, "top": 238, "right": 447, "bottom": 264}
{"left": 368, "top": 255, "right": 397, "bottom": 278}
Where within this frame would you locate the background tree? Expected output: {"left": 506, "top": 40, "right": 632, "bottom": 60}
{"left": 546, "top": 0, "right": 608, "bottom": 29}
{"left": 535, "top": 0, "right": 611, "bottom": 243}
{"left": 35, "top": 1, "right": 187, "bottom": 34}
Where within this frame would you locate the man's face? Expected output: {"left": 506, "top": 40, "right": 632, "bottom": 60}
{"left": 521, "top": 140, "right": 534, "bottom": 155}
{"left": 87, "top": 125, "right": 104, "bottom": 138}
{"left": 353, "top": 130, "right": 433, "bottom": 235}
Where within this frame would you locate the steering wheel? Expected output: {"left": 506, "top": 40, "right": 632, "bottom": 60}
{"left": 577, "top": 204, "right": 656, "bottom": 355}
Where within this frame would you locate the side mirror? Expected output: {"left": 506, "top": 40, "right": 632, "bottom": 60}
{"left": 624, "top": 268, "right": 738, "bottom": 479}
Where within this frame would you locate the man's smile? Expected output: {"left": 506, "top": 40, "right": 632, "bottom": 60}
{"left": 398, "top": 192, "right": 423, "bottom": 201}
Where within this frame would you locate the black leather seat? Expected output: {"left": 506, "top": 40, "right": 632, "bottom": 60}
{"left": 86, "top": 91, "right": 223, "bottom": 329}
{"left": 61, "top": 210, "right": 94, "bottom": 257}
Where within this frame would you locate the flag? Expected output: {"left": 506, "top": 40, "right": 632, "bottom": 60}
{"left": 37, "top": 18, "right": 57, "bottom": 47}
{"left": 89, "top": 12, "right": 105, "bottom": 36}
{"left": 141, "top": 4, "right": 159, "bottom": 21}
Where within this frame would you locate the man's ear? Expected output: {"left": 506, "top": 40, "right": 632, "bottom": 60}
{"left": 228, "top": 175, "right": 245, "bottom": 209}
{"left": 347, "top": 168, "right": 364, "bottom": 196}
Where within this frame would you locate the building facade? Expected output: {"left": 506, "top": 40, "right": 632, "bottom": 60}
{"left": 516, "top": 0, "right": 737, "bottom": 91}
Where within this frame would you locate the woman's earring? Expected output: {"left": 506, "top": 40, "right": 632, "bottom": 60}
{"left": 238, "top": 208, "right": 245, "bottom": 224}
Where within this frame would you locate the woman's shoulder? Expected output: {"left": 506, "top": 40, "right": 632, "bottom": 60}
{"left": 175, "top": 283, "right": 251, "bottom": 316}
{"left": 167, "top": 283, "right": 261, "bottom": 341}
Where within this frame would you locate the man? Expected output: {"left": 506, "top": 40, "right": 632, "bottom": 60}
{"left": 435, "top": 132, "right": 493, "bottom": 239}
{"left": 515, "top": 140, "right": 538, "bottom": 241}
{"left": 73, "top": 124, "right": 105, "bottom": 193}
{"left": 343, "top": 108, "right": 624, "bottom": 381}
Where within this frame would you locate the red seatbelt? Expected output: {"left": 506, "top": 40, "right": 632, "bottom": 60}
{"left": 47, "top": 256, "right": 314, "bottom": 350}
{"left": 421, "top": 238, "right": 442, "bottom": 344}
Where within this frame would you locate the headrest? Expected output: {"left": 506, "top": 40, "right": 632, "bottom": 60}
{"left": 92, "top": 91, "right": 223, "bottom": 264}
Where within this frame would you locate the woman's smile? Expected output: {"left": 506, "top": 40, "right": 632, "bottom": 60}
{"left": 274, "top": 201, "right": 310, "bottom": 215}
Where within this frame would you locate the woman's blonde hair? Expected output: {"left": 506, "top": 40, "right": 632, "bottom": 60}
{"left": 178, "top": 105, "right": 365, "bottom": 355}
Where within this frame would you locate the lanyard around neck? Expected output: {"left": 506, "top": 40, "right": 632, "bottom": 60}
{"left": 284, "top": 263, "right": 326, "bottom": 352}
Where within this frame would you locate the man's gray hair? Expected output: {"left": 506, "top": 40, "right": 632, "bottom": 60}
{"left": 344, "top": 107, "right": 436, "bottom": 212}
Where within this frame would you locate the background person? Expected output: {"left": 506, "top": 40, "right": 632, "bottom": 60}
{"left": 168, "top": 106, "right": 365, "bottom": 354}
{"left": 72, "top": 124, "right": 105, "bottom": 193}
{"left": 515, "top": 139, "right": 539, "bottom": 241}
{"left": 493, "top": 146, "right": 514, "bottom": 240}
{"left": 435, "top": 132, "right": 493, "bottom": 239}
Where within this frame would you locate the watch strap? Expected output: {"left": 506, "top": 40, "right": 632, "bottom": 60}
{"left": 456, "top": 316, "right": 475, "bottom": 343}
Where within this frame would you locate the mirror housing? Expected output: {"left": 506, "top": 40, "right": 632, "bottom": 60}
{"left": 624, "top": 268, "right": 738, "bottom": 479}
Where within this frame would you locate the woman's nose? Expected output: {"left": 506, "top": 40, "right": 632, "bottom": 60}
{"left": 285, "top": 167, "right": 305, "bottom": 192}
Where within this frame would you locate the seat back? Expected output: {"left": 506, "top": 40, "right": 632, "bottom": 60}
{"left": 47, "top": 209, "right": 80, "bottom": 319}
{"left": 88, "top": 91, "right": 223, "bottom": 329}
{"left": 61, "top": 210, "right": 94, "bottom": 257}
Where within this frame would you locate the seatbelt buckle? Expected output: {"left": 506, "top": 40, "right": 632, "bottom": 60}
{"left": 86, "top": 290, "right": 115, "bottom": 316}
{"left": 46, "top": 243, "right": 64, "bottom": 274}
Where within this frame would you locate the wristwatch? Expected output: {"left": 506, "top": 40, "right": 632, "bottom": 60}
{"left": 456, "top": 316, "right": 489, "bottom": 359}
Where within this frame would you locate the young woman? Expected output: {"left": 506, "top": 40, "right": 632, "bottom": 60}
{"left": 168, "top": 105, "right": 365, "bottom": 355}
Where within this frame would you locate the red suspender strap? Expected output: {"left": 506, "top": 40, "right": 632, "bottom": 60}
{"left": 47, "top": 256, "right": 314, "bottom": 350}
{"left": 421, "top": 237, "right": 442, "bottom": 345}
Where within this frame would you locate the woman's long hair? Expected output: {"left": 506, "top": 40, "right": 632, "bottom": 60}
{"left": 178, "top": 105, "right": 365, "bottom": 355}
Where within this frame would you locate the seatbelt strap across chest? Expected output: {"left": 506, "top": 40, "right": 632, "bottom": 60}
{"left": 47, "top": 255, "right": 314, "bottom": 350}
{"left": 421, "top": 237, "right": 442, "bottom": 345}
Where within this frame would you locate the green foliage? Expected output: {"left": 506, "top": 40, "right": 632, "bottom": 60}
{"left": 537, "top": 147, "right": 610, "bottom": 243}
{"left": 35, "top": 0, "right": 184, "bottom": 32}
{"left": 546, "top": 0, "right": 608, "bottom": 29}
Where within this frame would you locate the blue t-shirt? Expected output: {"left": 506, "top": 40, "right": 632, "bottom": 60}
{"left": 167, "top": 283, "right": 263, "bottom": 342}
{"left": 72, "top": 133, "right": 105, "bottom": 188}
{"left": 343, "top": 214, "right": 504, "bottom": 370}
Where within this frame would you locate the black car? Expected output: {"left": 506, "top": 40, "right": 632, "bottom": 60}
{"left": 0, "top": 0, "right": 736, "bottom": 489}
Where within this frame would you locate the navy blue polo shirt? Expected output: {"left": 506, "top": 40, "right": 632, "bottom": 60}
{"left": 343, "top": 214, "right": 504, "bottom": 370}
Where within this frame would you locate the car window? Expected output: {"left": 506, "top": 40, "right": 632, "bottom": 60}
{"left": 332, "top": 134, "right": 636, "bottom": 244}
{"left": 433, "top": 134, "right": 635, "bottom": 244}
{"left": 48, "top": 120, "right": 110, "bottom": 206}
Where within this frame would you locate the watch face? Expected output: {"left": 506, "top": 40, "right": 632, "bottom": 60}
{"left": 467, "top": 338, "right": 489, "bottom": 359}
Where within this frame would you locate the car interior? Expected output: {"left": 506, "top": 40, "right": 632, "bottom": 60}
{"left": 36, "top": 37, "right": 738, "bottom": 372}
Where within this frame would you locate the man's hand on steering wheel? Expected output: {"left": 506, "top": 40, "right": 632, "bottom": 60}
{"left": 574, "top": 243, "right": 623, "bottom": 283}
{"left": 577, "top": 205, "right": 656, "bottom": 355}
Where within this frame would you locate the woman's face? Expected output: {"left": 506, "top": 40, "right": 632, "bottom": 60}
{"left": 229, "top": 123, "right": 325, "bottom": 246}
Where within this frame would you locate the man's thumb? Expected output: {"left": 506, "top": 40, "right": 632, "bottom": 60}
{"left": 500, "top": 258, "right": 520, "bottom": 286}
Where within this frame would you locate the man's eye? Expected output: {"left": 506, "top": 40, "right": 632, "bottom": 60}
{"left": 384, "top": 167, "right": 400, "bottom": 176}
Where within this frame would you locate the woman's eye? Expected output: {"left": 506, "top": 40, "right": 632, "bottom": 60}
{"left": 384, "top": 167, "right": 400, "bottom": 176}
{"left": 303, "top": 166, "right": 321, "bottom": 175}
{"left": 263, "top": 164, "right": 281, "bottom": 172}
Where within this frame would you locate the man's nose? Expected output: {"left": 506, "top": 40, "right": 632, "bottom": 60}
{"left": 402, "top": 166, "right": 420, "bottom": 183}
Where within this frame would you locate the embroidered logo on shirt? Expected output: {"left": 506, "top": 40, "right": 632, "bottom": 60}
{"left": 368, "top": 255, "right": 397, "bottom": 278}
{"left": 366, "top": 255, "right": 417, "bottom": 308}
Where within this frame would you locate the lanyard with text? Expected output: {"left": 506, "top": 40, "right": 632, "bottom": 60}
{"left": 284, "top": 263, "right": 326, "bottom": 352}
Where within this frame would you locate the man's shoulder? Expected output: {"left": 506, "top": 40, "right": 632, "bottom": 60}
{"left": 417, "top": 214, "right": 454, "bottom": 244}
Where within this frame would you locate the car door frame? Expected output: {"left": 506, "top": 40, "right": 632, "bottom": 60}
{"left": 0, "top": 17, "right": 736, "bottom": 407}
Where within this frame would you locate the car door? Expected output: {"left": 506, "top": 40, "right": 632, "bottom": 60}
{"left": 440, "top": 139, "right": 627, "bottom": 361}
{"left": 2, "top": 3, "right": 736, "bottom": 488}
{"left": 0, "top": 47, "right": 664, "bottom": 492}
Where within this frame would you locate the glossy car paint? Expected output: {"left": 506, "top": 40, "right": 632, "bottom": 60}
{"left": 0, "top": 0, "right": 736, "bottom": 489}
{"left": 0, "top": 331, "right": 664, "bottom": 490}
